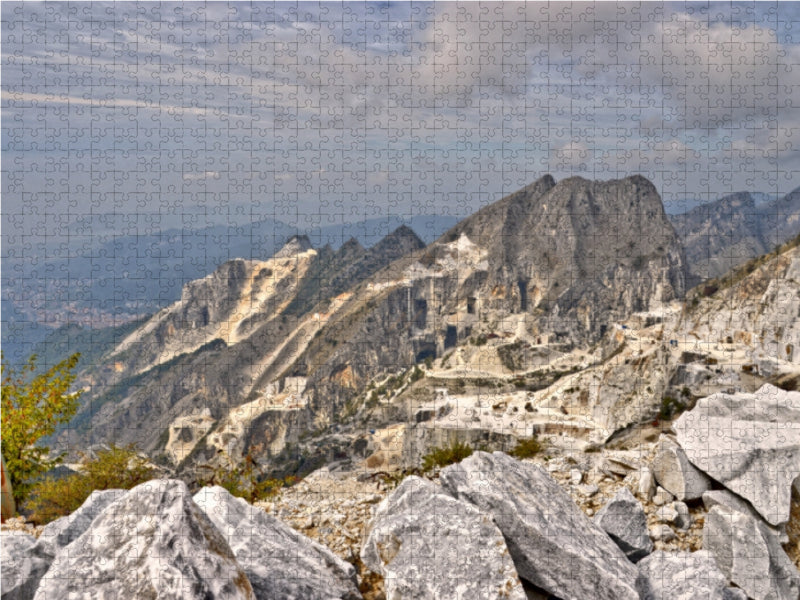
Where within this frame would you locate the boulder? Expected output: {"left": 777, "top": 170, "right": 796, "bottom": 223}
{"left": 702, "top": 489, "right": 788, "bottom": 543}
{"left": 570, "top": 468, "right": 583, "bottom": 485}
{"left": 703, "top": 504, "right": 800, "bottom": 600}
{"left": 650, "top": 524, "right": 676, "bottom": 543}
{"left": 636, "top": 550, "right": 739, "bottom": 600}
{"left": 37, "top": 489, "right": 129, "bottom": 552}
{"left": 652, "top": 486, "right": 674, "bottom": 506}
{"left": 651, "top": 444, "right": 712, "bottom": 501}
{"left": 361, "top": 476, "right": 525, "bottom": 600}
{"left": 655, "top": 502, "right": 691, "bottom": 530}
{"left": 674, "top": 384, "right": 800, "bottom": 526}
{"left": 593, "top": 487, "right": 653, "bottom": 562}
{"left": 194, "top": 485, "right": 360, "bottom": 600}
{"left": 1, "top": 531, "right": 52, "bottom": 600}
{"left": 638, "top": 466, "right": 656, "bottom": 500}
{"left": 440, "top": 451, "right": 639, "bottom": 600}
{"left": 33, "top": 479, "right": 254, "bottom": 600}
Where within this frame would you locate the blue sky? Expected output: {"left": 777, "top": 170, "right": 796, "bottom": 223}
{"left": 2, "top": 1, "right": 799, "bottom": 245}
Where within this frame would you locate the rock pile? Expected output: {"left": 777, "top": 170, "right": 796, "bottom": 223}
{"left": 2, "top": 384, "right": 798, "bottom": 599}
{"left": 2, "top": 480, "right": 359, "bottom": 600}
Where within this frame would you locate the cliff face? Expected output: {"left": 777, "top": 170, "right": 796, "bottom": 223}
{"left": 63, "top": 228, "right": 424, "bottom": 459}
{"left": 670, "top": 192, "right": 766, "bottom": 284}
{"left": 427, "top": 174, "right": 685, "bottom": 337}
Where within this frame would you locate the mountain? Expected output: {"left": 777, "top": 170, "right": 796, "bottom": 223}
{"left": 54, "top": 175, "right": 691, "bottom": 476}
{"left": 669, "top": 187, "right": 800, "bottom": 285}
{"left": 0, "top": 214, "right": 459, "bottom": 363}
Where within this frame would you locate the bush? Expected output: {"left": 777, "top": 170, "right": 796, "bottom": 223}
{"left": 509, "top": 436, "right": 543, "bottom": 459}
{"left": 198, "top": 455, "right": 298, "bottom": 503}
{"left": 470, "top": 334, "right": 488, "bottom": 346}
{"left": 421, "top": 441, "right": 473, "bottom": 472}
{"left": 2, "top": 352, "right": 83, "bottom": 506}
{"left": 658, "top": 395, "right": 687, "bottom": 420}
{"left": 24, "top": 444, "right": 155, "bottom": 524}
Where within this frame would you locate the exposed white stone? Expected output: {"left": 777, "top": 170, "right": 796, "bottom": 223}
{"left": 651, "top": 444, "right": 712, "bottom": 501}
{"left": 702, "top": 489, "right": 788, "bottom": 544}
{"left": 652, "top": 486, "right": 674, "bottom": 506}
{"left": 361, "top": 476, "right": 525, "bottom": 600}
{"left": 33, "top": 479, "right": 254, "bottom": 600}
{"left": 194, "top": 485, "right": 360, "bottom": 600}
{"left": 37, "top": 489, "right": 129, "bottom": 552}
{"left": 703, "top": 505, "right": 800, "bottom": 600}
{"left": 1, "top": 531, "right": 52, "bottom": 600}
{"left": 638, "top": 466, "right": 656, "bottom": 500}
{"left": 570, "top": 468, "right": 583, "bottom": 485}
{"left": 593, "top": 487, "right": 653, "bottom": 562}
{"left": 440, "top": 452, "right": 639, "bottom": 600}
{"left": 650, "top": 524, "right": 676, "bottom": 543}
{"left": 674, "top": 384, "right": 800, "bottom": 526}
{"left": 636, "top": 550, "right": 736, "bottom": 600}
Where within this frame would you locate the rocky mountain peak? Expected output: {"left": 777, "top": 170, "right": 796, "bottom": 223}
{"left": 337, "top": 237, "right": 364, "bottom": 255}
{"left": 371, "top": 225, "right": 425, "bottom": 256}
{"left": 274, "top": 234, "right": 314, "bottom": 259}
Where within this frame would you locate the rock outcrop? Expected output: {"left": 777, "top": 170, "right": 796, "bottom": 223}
{"left": 669, "top": 186, "right": 800, "bottom": 283}
{"left": 674, "top": 384, "right": 800, "bottom": 526}
{"left": 1, "top": 531, "right": 52, "bottom": 600}
{"left": 593, "top": 487, "right": 653, "bottom": 562}
{"left": 36, "top": 488, "right": 128, "bottom": 552}
{"left": 703, "top": 489, "right": 788, "bottom": 543}
{"left": 440, "top": 451, "right": 640, "bottom": 600}
{"left": 670, "top": 191, "right": 768, "bottom": 283}
{"left": 361, "top": 476, "right": 525, "bottom": 600}
{"left": 33, "top": 480, "right": 255, "bottom": 600}
{"left": 651, "top": 440, "right": 713, "bottom": 501}
{"left": 704, "top": 505, "right": 800, "bottom": 600}
{"left": 61, "top": 175, "right": 688, "bottom": 475}
{"left": 194, "top": 485, "right": 360, "bottom": 600}
{"left": 636, "top": 550, "right": 743, "bottom": 600}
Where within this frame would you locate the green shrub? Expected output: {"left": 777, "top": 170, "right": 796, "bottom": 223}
{"left": 470, "top": 334, "right": 487, "bottom": 346}
{"left": 658, "top": 395, "right": 687, "bottom": 420}
{"left": 2, "top": 352, "right": 83, "bottom": 506}
{"left": 25, "top": 444, "right": 155, "bottom": 524}
{"left": 366, "top": 390, "right": 379, "bottom": 408}
{"left": 421, "top": 441, "right": 473, "bottom": 472}
{"left": 199, "top": 455, "right": 298, "bottom": 503}
{"left": 509, "top": 436, "right": 543, "bottom": 459}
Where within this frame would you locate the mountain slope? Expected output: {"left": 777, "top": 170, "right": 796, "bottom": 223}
{"left": 669, "top": 187, "right": 800, "bottom": 284}
{"left": 60, "top": 175, "right": 688, "bottom": 475}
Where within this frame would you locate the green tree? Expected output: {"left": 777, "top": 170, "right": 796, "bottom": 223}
{"left": 1, "top": 352, "right": 82, "bottom": 505}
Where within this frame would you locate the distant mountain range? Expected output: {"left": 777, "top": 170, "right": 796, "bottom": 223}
{"left": 668, "top": 187, "right": 800, "bottom": 285}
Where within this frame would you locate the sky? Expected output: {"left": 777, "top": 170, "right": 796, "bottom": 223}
{"left": 2, "top": 1, "right": 799, "bottom": 247}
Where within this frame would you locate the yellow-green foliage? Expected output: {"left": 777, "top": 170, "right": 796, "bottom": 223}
{"left": 25, "top": 444, "right": 155, "bottom": 524}
{"left": 199, "top": 456, "right": 298, "bottom": 503}
{"left": 508, "top": 436, "right": 544, "bottom": 459}
{"left": 421, "top": 440, "right": 473, "bottom": 472}
{"left": 1, "top": 352, "right": 83, "bottom": 505}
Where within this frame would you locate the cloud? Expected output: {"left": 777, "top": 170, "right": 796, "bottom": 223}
{"left": 1, "top": 0, "right": 798, "bottom": 228}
